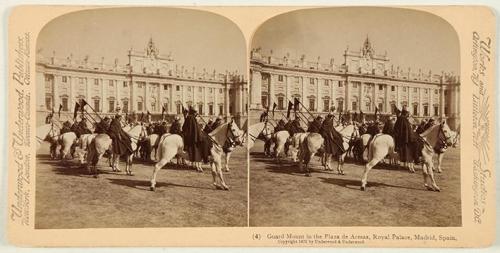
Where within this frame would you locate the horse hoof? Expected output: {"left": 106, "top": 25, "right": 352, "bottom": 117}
{"left": 425, "top": 185, "right": 433, "bottom": 191}
{"left": 360, "top": 186, "right": 366, "bottom": 191}
{"left": 150, "top": 186, "right": 156, "bottom": 191}
{"left": 215, "top": 184, "right": 224, "bottom": 190}
{"left": 305, "top": 173, "right": 311, "bottom": 177}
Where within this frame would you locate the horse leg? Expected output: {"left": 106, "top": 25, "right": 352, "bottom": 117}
{"left": 437, "top": 153, "right": 444, "bottom": 173}
{"left": 210, "top": 161, "right": 221, "bottom": 189}
{"left": 361, "top": 158, "right": 381, "bottom": 191}
{"left": 215, "top": 157, "right": 229, "bottom": 190}
{"left": 426, "top": 159, "right": 441, "bottom": 192}
{"left": 126, "top": 154, "right": 134, "bottom": 176}
{"left": 337, "top": 154, "right": 345, "bottom": 175}
{"left": 150, "top": 159, "right": 168, "bottom": 191}
{"left": 304, "top": 152, "right": 313, "bottom": 177}
{"left": 223, "top": 152, "right": 231, "bottom": 172}
{"left": 113, "top": 154, "right": 121, "bottom": 172}
{"left": 422, "top": 162, "right": 432, "bottom": 190}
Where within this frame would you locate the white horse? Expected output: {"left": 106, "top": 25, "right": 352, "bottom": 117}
{"left": 76, "top": 133, "right": 97, "bottom": 164}
{"left": 146, "top": 133, "right": 160, "bottom": 160}
{"left": 36, "top": 124, "right": 60, "bottom": 158}
{"left": 322, "top": 124, "right": 358, "bottom": 175}
{"left": 86, "top": 134, "right": 113, "bottom": 176}
{"left": 434, "top": 123, "right": 459, "bottom": 173}
{"left": 273, "top": 130, "right": 290, "bottom": 163}
{"left": 290, "top": 132, "right": 310, "bottom": 162}
{"left": 246, "top": 121, "right": 273, "bottom": 150}
{"left": 59, "top": 132, "right": 78, "bottom": 161}
{"left": 150, "top": 119, "right": 244, "bottom": 191}
{"left": 110, "top": 124, "right": 148, "bottom": 175}
{"left": 360, "top": 123, "right": 453, "bottom": 191}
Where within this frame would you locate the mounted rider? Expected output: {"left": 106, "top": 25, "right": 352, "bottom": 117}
{"left": 320, "top": 113, "right": 346, "bottom": 155}
{"left": 274, "top": 119, "right": 286, "bottom": 132}
{"left": 169, "top": 115, "right": 183, "bottom": 135}
{"left": 307, "top": 116, "right": 323, "bottom": 133}
{"left": 60, "top": 120, "right": 72, "bottom": 135}
{"left": 95, "top": 116, "right": 111, "bottom": 134}
{"left": 182, "top": 107, "right": 211, "bottom": 166}
{"left": 107, "top": 109, "right": 134, "bottom": 156}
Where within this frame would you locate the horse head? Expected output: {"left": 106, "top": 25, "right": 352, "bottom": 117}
{"left": 439, "top": 122, "right": 454, "bottom": 146}
{"left": 227, "top": 119, "right": 244, "bottom": 146}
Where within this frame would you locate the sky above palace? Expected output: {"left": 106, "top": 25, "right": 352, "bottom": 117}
{"left": 252, "top": 7, "right": 460, "bottom": 75}
{"left": 37, "top": 8, "right": 246, "bottom": 75}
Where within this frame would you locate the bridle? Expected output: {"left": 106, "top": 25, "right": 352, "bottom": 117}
{"left": 226, "top": 120, "right": 244, "bottom": 147}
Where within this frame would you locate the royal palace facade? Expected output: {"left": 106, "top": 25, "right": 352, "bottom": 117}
{"left": 249, "top": 38, "right": 460, "bottom": 129}
{"left": 36, "top": 39, "right": 247, "bottom": 126}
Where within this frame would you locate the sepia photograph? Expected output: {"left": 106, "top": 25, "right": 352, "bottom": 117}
{"left": 248, "top": 7, "right": 461, "bottom": 227}
{"left": 34, "top": 7, "right": 249, "bottom": 228}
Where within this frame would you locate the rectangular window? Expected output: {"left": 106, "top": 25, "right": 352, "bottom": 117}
{"left": 109, "top": 80, "right": 114, "bottom": 87}
{"left": 294, "top": 77, "right": 300, "bottom": 83}
{"left": 163, "top": 103, "right": 168, "bottom": 113}
{"left": 277, "top": 97, "right": 284, "bottom": 110}
{"left": 151, "top": 103, "right": 156, "bottom": 112}
{"left": 176, "top": 85, "right": 180, "bottom": 91}
{"left": 45, "top": 96, "right": 52, "bottom": 110}
{"left": 62, "top": 98, "right": 68, "bottom": 111}
{"left": 324, "top": 80, "right": 329, "bottom": 86}
{"left": 338, "top": 81, "right": 343, "bottom": 88}
{"left": 209, "top": 104, "right": 214, "bottom": 115}
{"left": 379, "top": 84, "right": 383, "bottom": 91}
{"left": 403, "top": 87, "right": 407, "bottom": 92}
{"left": 137, "top": 102, "right": 143, "bottom": 112}
{"left": 94, "top": 99, "right": 100, "bottom": 112}
{"left": 188, "top": 86, "right": 192, "bottom": 92}
{"left": 352, "top": 82, "right": 358, "bottom": 88}
{"left": 198, "top": 87, "right": 202, "bottom": 92}
{"left": 163, "top": 84, "right": 168, "bottom": 90}
{"left": 424, "top": 105, "right": 429, "bottom": 116}
{"left": 337, "top": 100, "right": 344, "bottom": 112}
{"left": 365, "top": 102, "right": 371, "bottom": 112}
{"left": 123, "top": 81, "right": 128, "bottom": 88}
{"left": 219, "top": 88, "right": 223, "bottom": 94}
{"left": 352, "top": 101, "right": 357, "bottom": 111}
{"left": 176, "top": 104, "right": 182, "bottom": 114}
{"left": 391, "top": 86, "right": 395, "bottom": 91}
{"left": 434, "top": 105, "right": 439, "bottom": 116}
{"left": 209, "top": 88, "right": 213, "bottom": 93}
{"left": 79, "top": 78, "right": 84, "bottom": 84}
{"left": 413, "top": 104, "right": 418, "bottom": 115}
{"left": 425, "top": 89, "right": 428, "bottom": 94}
{"left": 445, "top": 106, "right": 449, "bottom": 115}
{"left": 123, "top": 101, "right": 129, "bottom": 113}
{"left": 109, "top": 100, "right": 115, "bottom": 112}
{"left": 309, "top": 98, "right": 315, "bottom": 111}
{"left": 261, "top": 95, "right": 268, "bottom": 108}
{"left": 310, "top": 78, "right": 314, "bottom": 85}
{"left": 94, "top": 79, "right": 99, "bottom": 86}
{"left": 378, "top": 103, "right": 384, "bottom": 112}
{"left": 219, "top": 105, "right": 224, "bottom": 115}
{"left": 323, "top": 99, "right": 330, "bottom": 112}
{"left": 414, "top": 87, "right": 418, "bottom": 93}
{"left": 278, "top": 75, "right": 283, "bottom": 82}
{"left": 198, "top": 104, "right": 203, "bottom": 115}
{"left": 434, "top": 89, "right": 438, "bottom": 94}
{"left": 62, "top": 76, "right": 68, "bottom": 83}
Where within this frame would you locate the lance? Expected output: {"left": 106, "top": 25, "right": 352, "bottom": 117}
{"left": 286, "top": 99, "right": 309, "bottom": 126}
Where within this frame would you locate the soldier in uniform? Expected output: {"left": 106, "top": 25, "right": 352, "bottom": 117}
{"left": 260, "top": 106, "right": 269, "bottom": 122}
{"left": 45, "top": 112, "right": 54, "bottom": 124}
{"left": 107, "top": 113, "right": 133, "bottom": 156}
{"left": 320, "top": 114, "right": 346, "bottom": 156}
{"left": 169, "top": 116, "right": 183, "bottom": 135}
{"left": 393, "top": 106, "right": 417, "bottom": 171}
{"left": 307, "top": 116, "right": 323, "bottom": 133}
{"left": 182, "top": 107, "right": 210, "bottom": 171}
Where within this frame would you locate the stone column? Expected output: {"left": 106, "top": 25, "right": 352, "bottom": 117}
{"left": 408, "top": 85, "right": 413, "bottom": 114}
{"left": 285, "top": 75, "right": 291, "bottom": 102}
{"left": 301, "top": 77, "right": 306, "bottom": 105}
{"left": 268, "top": 74, "right": 275, "bottom": 106}
{"left": 395, "top": 85, "right": 400, "bottom": 108}
{"left": 203, "top": 86, "right": 208, "bottom": 116}
{"left": 214, "top": 86, "right": 218, "bottom": 115}
{"left": 330, "top": 80, "right": 336, "bottom": 110}
{"left": 101, "top": 78, "right": 107, "bottom": 113}
{"left": 418, "top": 87, "right": 423, "bottom": 117}
{"left": 239, "top": 83, "right": 244, "bottom": 114}
{"left": 225, "top": 84, "right": 230, "bottom": 116}
{"left": 169, "top": 84, "right": 173, "bottom": 114}
{"left": 372, "top": 83, "right": 376, "bottom": 113}
{"left": 359, "top": 82, "right": 364, "bottom": 112}
{"left": 53, "top": 75, "right": 60, "bottom": 112}
{"left": 130, "top": 80, "right": 136, "bottom": 112}
{"left": 440, "top": 85, "right": 445, "bottom": 116}
{"left": 315, "top": 78, "right": 320, "bottom": 112}
{"left": 250, "top": 70, "right": 262, "bottom": 109}
{"left": 384, "top": 84, "right": 390, "bottom": 113}
{"left": 345, "top": 80, "right": 350, "bottom": 111}
{"left": 144, "top": 81, "right": 149, "bottom": 112}
{"left": 69, "top": 76, "right": 75, "bottom": 112}
{"left": 181, "top": 84, "right": 186, "bottom": 108}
